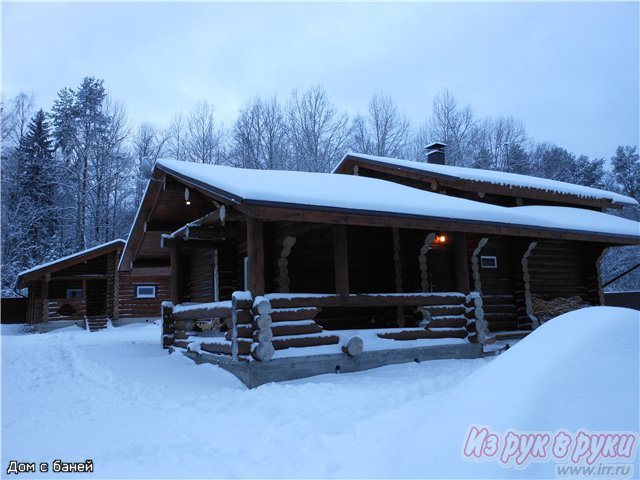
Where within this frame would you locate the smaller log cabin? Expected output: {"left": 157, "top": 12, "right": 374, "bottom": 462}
{"left": 15, "top": 240, "right": 170, "bottom": 332}
{"left": 120, "top": 152, "right": 639, "bottom": 386}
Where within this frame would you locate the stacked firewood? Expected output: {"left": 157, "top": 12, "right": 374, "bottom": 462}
{"left": 532, "top": 296, "right": 588, "bottom": 323}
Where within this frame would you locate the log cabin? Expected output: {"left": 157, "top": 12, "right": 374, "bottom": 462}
{"left": 15, "top": 239, "right": 170, "bottom": 332}
{"left": 120, "top": 153, "right": 640, "bottom": 386}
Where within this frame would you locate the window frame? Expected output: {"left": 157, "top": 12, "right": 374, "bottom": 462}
{"left": 66, "top": 288, "right": 83, "bottom": 299}
{"left": 135, "top": 285, "right": 157, "bottom": 299}
{"left": 480, "top": 255, "right": 498, "bottom": 269}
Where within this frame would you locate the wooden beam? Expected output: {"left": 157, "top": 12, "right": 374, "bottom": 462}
{"left": 332, "top": 226, "right": 350, "bottom": 297}
{"left": 238, "top": 203, "right": 639, "bottom": 246}
{"left": 522, "top": 241, "right": 539, "bottom": 329}
{"left": 113, "top": 250, "right": 120, "bottom": 321}
{"left": 41, "top": 274, "right": 50, "bottom": 323}
{"left": 454, "top": 233, "right": 471, "bottom": 294}
{"left": 170, "top": 244, "right": 183, "bottom": 304}
{"left": 161, "top": 237, "right": 227, "bottom": 250}
{"left": 247, "top": 217, "right": 265, "bottom": 297}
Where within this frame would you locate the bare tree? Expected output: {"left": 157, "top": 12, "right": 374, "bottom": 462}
{"left": 349, "top": 94, "right": 410, "bottom": 158}
{"left": 231, "top": 96, "right": 290, "bottom": 170}
{"left": 287, "top": 85, "right": 350, "bottom": 172}
{"left": 183, "top": 101, "right": 225, "bottom": 164}
{"left": 425, "top": 89, "right": 476, "bottom": 166}
{"left": 472, "top": 116, "right": 528, "bottom": 170}
{"left": 132, "top": 122, "right": 169, "bottom": 204}
{"left": 167, "top": 112, "right": 186, "bottom": 162}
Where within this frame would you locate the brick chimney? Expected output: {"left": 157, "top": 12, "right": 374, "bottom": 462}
{"left": 426, "top": 142, "right": 446, "bottom": 165}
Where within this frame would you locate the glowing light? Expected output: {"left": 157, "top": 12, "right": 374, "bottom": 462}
{"left": 437, "top": 234, "right": 447, "bottom": 243}
{"left": 185, "top": 201, "right": 191, "bottom": 205}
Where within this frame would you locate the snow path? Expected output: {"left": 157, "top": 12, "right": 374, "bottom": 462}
{"left": 2, "top": 323, "right": 489, "bottom": 478}
{"left": 3, "top": 307, "right": 637, "bottom": 479}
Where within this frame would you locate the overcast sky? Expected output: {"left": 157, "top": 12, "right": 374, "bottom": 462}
{"left": 2, "top": 1, "right": 638, "bottom": 159}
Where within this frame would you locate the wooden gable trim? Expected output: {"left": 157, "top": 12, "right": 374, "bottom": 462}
{"left": 337, "top": 155, "right": 617, "bottom": 210}
{"left": 16, "top": 241, "right": 124, "bottom": 289}
{"left": 119, "top": 171, "right": 166, "bottom": 272}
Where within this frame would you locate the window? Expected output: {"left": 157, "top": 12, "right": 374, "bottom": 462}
{"left": 66, "top": 288, "right": 83, "bottom": 299}
{"left": 136, "top": 285, "right": 157, "bottom": 298}
{"left": 480, "top": 256, "right": 498, "bottom": 269}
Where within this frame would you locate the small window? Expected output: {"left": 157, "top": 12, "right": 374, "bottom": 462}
{"left": 136, "top": 285, "right": 157, "bottom": 298}
{"left": 480, "top": 256, "right": 498, "bottom": 269}
{"left": 66, "top": 288, "right": 83, "bottom": 299}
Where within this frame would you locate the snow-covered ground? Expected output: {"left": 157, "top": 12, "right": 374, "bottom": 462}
{"left": 2, "top": 306, "right": 638, "bottom": 478}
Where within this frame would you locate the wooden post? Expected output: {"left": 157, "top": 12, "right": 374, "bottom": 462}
{"left": 170, "top": 245, "right": 183, "bottom": 304}
{"left": 161, "top": 302, "right": 174, "bottom": 349}
{"left": 41, "top": 274, "right": 50, "bottom": 323}
{"left": 471, "top": 238, "right": 489, "bottom": 294}
{"left": 247, "top": 217, "right": 265, "bottom": 297}
{"left": 332, "top": 226, "right": 349, "bottom": 297}
{"left": 522, "top": 241, "right": 539, "bottom": 329}
{"left": 419, "top": 233, "right": 436, "bottom": 292}
{"left": 595, "top": 247, "right": 609, "bottom": 306}
{"left": 276, "top": 236, "right": 297, "bottom": 293}
{"left": 392, "top": 228, "right": 404, "bottom": 326}
{"left": 113, "top": 249, "right": 120, "bottom": 321}
{"left": 454, "top": 233, "right": 470, "bottom": 294}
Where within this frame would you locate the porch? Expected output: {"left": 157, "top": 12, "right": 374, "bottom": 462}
{"left": 162, "top": 290, "right": 486, "bottom": 386}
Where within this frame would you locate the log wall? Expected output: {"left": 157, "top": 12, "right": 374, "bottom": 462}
{"left": 527, "top": 240, "right": 589, "bottom": 301}
{"left": 118, "top": 272, "right": 171, "bottom": 319}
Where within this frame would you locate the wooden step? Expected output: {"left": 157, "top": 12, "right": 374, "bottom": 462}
{"left": 87, "top": 317, "right": 109, "bottom": 332}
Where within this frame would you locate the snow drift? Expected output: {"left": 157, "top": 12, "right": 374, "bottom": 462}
{"left": 2, "top": 307, "right": 638, "bottom": 478}
{"left": 336, "top": 306, "right": 640, "bottom": 478}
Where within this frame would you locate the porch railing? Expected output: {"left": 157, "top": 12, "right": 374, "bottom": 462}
{"left": 162, "top": 291, "right": 488, "bottom": 362}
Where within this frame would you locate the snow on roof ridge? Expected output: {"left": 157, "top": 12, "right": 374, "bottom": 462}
{"left": 155, "top": 159, "right": 639, "bottom": 242}
{"left": 337, "top": 152, "right": 638, "bottom": 206}
{"left": 17, "top": 239, "right": 125, "bottom": 279}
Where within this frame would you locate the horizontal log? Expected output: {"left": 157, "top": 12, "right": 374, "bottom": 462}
{"left": 173, "top": 340, "right": 190, "bottom": 349}
{"left": 201, "top": 340, "right": 251, "bottom": 356}
{"left": 422, "top": 305, "right": 466, "bottom": 316}
{"left": 483, "top": 304, "right": 517, "bottom": 314}
{"left": 271, "top": 322, "right": 323, "bottom": 337}
{"left": 481, "top": 295, "right": 515, "bottom": 305}
{"left": 173, "top": 320, "right": 197, "bottom": 331}
{"left": 225, "top": 325, "right": 253, "bottom": 340}
{"left": 173, "top": 304, "right": 233, "bottom": 321}
{"left": 427, "top": 317, "right": 468, "bottom": 329}
{"left": 266, "top": 292, "right": 466, "bottom": 309}
{"left": 379, "top": 328, "right": 468, "bottom": 340}
{"left": 272, "top": 334, "right": 339, "bottom": 350}
{"left": 271, "top": 307, "right": 320, "bottom": 322}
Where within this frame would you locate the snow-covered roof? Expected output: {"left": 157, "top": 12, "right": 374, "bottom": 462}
{"left": 335, "top": 153, "right": 638, "bottom": 207}
{"left": 16, "top": 239, "right": 125, "bottom": 289}
{"left": 157, "top": 159, "right": 639, "bottom": 242}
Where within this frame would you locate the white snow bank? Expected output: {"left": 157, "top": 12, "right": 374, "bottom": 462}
{"left": 339, "top": 152, "right": 638, "bottom": 206}
{"left": 157, "top": 159, "right": 640, "bottom": 241}
{"left": 332, "top": 306, "right": 640, "bottom": 478}
{"left": 2, "top": 307, "right": 637, "bottom": 478}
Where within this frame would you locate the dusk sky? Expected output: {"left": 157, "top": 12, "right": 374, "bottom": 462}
{"left": 2, "top": 1, "right": 638, "bottom": 160}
